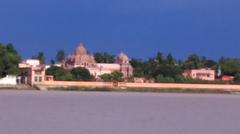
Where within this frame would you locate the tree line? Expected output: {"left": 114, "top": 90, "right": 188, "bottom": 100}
{"left": 1, "top": 43, "right": 240, "bottom": 82}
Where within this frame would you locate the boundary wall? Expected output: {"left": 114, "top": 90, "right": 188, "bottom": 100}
{"left": 42, "top": 81, "right": 240, "bottom": 91}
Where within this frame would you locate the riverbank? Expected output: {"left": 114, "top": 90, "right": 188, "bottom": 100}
{"left": 1, "top": 84, "right": 240, "bottom": 94}
{"left": 0, "top": 85, "right": 16, "bottom": 90}
{"left": 48, "top": 86, "right": 234, "bottom": 94}
{"left": 0, "top": 84, "right": 35, "bottom": 90}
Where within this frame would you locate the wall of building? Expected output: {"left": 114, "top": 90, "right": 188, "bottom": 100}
{"left": 43, "top": 81, "right": 113, "bottom": 88}
{"left": 125, "top": 83, "right": 240, "bottom": 90}
{"left": 92, "top": 63, "right": 121, "bottom": 77}
{"left": 28, "top": 66, "right": 46, "bottom": 85}
{"left": 183, "top": 69, "right": 215, "bottom": 81}
{"left": 19, "top": 59, "right": 40, "bottom": 68}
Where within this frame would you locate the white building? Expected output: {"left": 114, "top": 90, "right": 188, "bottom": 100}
{"left": 0, "top": 75, "right": 17, "bottom": 85}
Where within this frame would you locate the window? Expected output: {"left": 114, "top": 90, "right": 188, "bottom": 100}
{"left": 35, "top": 76, "right": 38, "bottom": 82}
{"left": 39, "top": 77, "right": 42, "bottom": 82}
{"left": 34, "top": 76, "right": 43, "bottom": 82}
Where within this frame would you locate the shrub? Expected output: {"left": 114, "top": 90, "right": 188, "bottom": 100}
{"left": 100, "top": 74, "right": 112, "bottom": 82}
{"left": 156, "top": 75, "right": 175, "bottom": 83}
{"left": 46, "top": 66, "right": 74, "bottom": 81}
{"left": 70, "top": 67, "right": 92, "bottom": 81}
{"left": 99, "top": 71, "right": 124, "bottom": 82}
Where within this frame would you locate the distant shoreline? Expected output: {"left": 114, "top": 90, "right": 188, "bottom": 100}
{"left": 0, "top": 85, "right": 230, "bottom": 94}
{"left": 47, "top": 86, "right": 234, "bottom": 94}
{"left": 2, "top": 83, "right": 240, "bottom": 94}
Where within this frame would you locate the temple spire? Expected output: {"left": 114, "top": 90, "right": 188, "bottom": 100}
{"left": 79, "top": 42, "right": 84, "bottom": 47}
{"left": 75, "top": 42, "right": 87, "bottom": 55}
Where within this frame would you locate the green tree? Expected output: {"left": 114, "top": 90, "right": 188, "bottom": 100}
{"left": 142, "top": 52, "right": 182, "bottom": 82}
{"left": 219, "top": 57, "right": 240, "bottom": 76}
{"left": 46, "top": 66, "right": 73, "bottom": 81}
{"left": 130, "top": 58, "right": 145, "bottom": 77}
{"left": 182, "top": 54, "right": 202, "bottom": 69}
{"left": 56, "top": 50, "right": 65, "bottom": 63}
{"left": 111, "top": 71, "right": 124, "bottom": 82}
{"left": 166, "top": 53, "right": 175, "bottom": 66}
{"left": 94, "top": 52, "right": 115, "bottom": 63}
{"left": 0, "top": 43, "right": 21, "bottom": 77}
{"left": 6, "top": 43, "right": 17, "bottom": 54}
{"left": 145, "top": 59, "right": 159, "bottom": 79}
{"left": 201, "top": 56, "right": 217, "bottom": 68}
{"left": 0, "top": 44, "right": 5, "bottom": 76}
{"left": 99, "top": 74, "right": 112, "bottom": 82}
{"left": 99, "top": 71, "right": 124, "bottom": 82}
{"left": 156, "top": 52, "right": 164, "bottom": 64}
{"left": 70, "top": 67, "right": 92, "bottom": 81}
{"left": 35, "top": 52, "right": 45, "bottom": 64}
{"left": 234, "top": 73, "right": 240, "bottom": 82}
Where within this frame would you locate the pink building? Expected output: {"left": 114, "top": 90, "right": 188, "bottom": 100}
{"left": 221, "top": 75, "right": 234, "bottom": 81}
{"left": 183, "top": 69, "right": 215, "bottom": 81}
{"left": 18, "top": 59, "right": 40, "bottom": 68}
{"left": 62, "top": 43, "right": 133, "bottom": 78}
{"left": 19, "top": 59, "right": 53, "bottom": 85}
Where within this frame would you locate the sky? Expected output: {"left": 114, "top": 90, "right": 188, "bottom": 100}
{"left": 0, "top": 0, "right": 240, "bottom": 61}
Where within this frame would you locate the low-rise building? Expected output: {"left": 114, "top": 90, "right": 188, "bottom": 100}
{"left": 221, "top": 75, "right": 234, "bottom": 81}
{"left": 0, "top": 75, "right": 17, "bottom": 85}
{"left": 19, "top": 59, "right": 52, "bottom": 85}
{"left": 18, "top": 59, "right": 40, "bottom": 68}
{"left": 183, "top": 69, "right": 215, "bottom": 81}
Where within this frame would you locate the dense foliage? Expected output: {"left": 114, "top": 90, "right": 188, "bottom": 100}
{"left": 55, "top": 50, "right": 65, "bottom": 63}
{"left": 46, "top": 66, "right": 73, "bottom": 81}
{"left": 130, "top": 52, "right": 219, "bottom": 83}
{"left": 46, "top": 66, "right": 93, "bottom": 81}
{"left": 94, "top": 52, "right": 115, "bottom": 63}
{"left": 129, "top": 52, "right": 240, "bottom": 83}
{"left": 218, "top": 57, "right": 240, "bottom": 82}
{"left": 32, "top": 52, "right": 45, "bottom": 64}
{"left": 218, "top": 57, "right": 240, "bottom": 76}
{"left": 0, "top": 43, "right": 21, "bottom": 77}
{"left": 71, "top": 67, "right": 93, "bottom": 81}
{"left": 100, "top": 71, "right": 124, "bottom": 82}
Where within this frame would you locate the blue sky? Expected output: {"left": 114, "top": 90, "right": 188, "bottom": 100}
{"left": 0, "top": 0, "right": 240, "bottom": 61}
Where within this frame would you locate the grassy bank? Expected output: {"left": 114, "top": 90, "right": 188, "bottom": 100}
{"left": 48, "top": 86, "right": 232, "bottom": 94}
{"left": 0, "top": 84, "right": 17, "bottom": 89}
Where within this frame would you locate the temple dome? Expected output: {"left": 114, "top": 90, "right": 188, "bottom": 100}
{"left": 63, "top": 42, "right": 96, "bottom": 69}
{"left": 116, "top": 52, "right": 130, "bottom": 64}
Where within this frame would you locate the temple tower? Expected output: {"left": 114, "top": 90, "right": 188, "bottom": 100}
{"left": 63, "top": 42, "right": 96, "bottom": 69}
